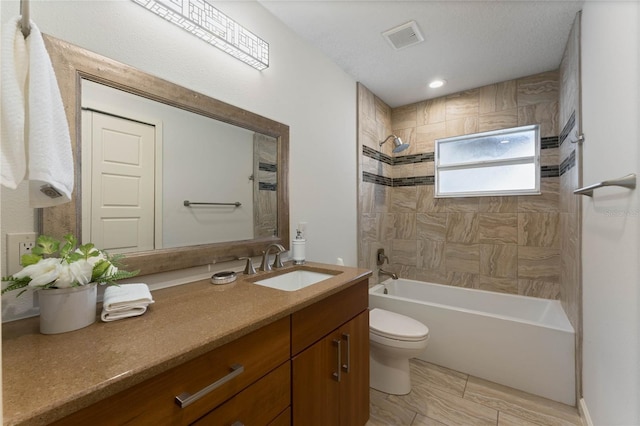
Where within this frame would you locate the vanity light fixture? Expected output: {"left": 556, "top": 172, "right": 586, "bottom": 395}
{"left": 131, "top": 0, "right": 269, "bottom": 70}
{"left": 428, "top": 79, "right": 446, "bottom": 89}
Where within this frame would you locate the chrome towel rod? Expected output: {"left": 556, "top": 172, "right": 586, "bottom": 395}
{"left": 184, "top": 200, "right": 241, "bottom": 207}
{"left": 20, "top": 0, "right": 30, "bottom": 38}
{"left": 574, "top": 173, "right": 636, "bottom": 197}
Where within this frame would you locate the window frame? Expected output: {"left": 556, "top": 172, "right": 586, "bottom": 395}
{"left": 434, "top": 124, "right": 541, "bottom": 198}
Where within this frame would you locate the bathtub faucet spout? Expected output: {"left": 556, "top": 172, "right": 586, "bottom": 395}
{"left": 379, "top": 268, "right": 398, "bottom": 280}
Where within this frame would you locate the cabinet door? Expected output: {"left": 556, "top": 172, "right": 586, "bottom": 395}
{"left": 292, "top": 334, "right": 341, "bottom": 425}
{"left": 339, "top": 310, "right": 370, "bottom": 426}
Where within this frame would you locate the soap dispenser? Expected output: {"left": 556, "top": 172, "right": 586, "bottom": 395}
{"left": 292, "top": 229, "right": 306, "bottom": 265}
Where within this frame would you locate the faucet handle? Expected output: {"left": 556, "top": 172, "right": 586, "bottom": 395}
{"left": 259, "top": 251, "right": 272, "bottom": 272}
{"left": 272, "top": 252, "right": 284, "bottom": 269}
{"left": 239, "top": 257, "right": 256, "bottom": 275}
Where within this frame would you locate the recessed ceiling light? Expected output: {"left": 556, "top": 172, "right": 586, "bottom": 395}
{"left": 428, "top": 79, "right": 446, "bottom": 89}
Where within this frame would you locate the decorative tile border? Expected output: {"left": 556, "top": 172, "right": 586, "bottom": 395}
{"left": 363, "top": 171, "right": 393, "bottom": 187}
{"left": 541, "top": 136, "right": 559, "bottom": 149}
{"left": 259, "top": 162, "right": 277, "bottom": 172}
{"left": 541, "top": 165, "right": 560, "bottom": 178}
{"left": 259, "top": 182, "right": 277, "bottom": 191}
{"left": 559, "top": 111, "right": 575, "bottom": 146}
{"left": 560, "top": 149, "right": 576, "bottom": 176}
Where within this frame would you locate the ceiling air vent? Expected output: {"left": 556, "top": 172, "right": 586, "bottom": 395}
{"left": 382, "top": 21, "right": 424, "bottom": 50}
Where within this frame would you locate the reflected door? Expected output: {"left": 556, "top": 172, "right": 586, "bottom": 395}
{"left": 84, "top": 111, "right": 156, "bottom": 253}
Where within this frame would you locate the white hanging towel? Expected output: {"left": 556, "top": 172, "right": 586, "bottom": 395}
{"left": 1, "top": 16, "right": 28, "bottom": 189}
{"left": 0, "top": 16, "right": 74, "bottom": 207}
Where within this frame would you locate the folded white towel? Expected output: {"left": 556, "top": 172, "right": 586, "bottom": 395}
{"left": 101, "top": 283, "right": 154, "bottom": 322}
{"left": 1, "top": 17, "right": 28, "bottom": 188}
{"left": 25, "top": 19, "right": 74, "bottom": 208}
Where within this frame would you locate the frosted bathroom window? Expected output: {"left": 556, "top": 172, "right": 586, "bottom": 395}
{"left": 435, "top": 125, "right": 540, "bottom": 197}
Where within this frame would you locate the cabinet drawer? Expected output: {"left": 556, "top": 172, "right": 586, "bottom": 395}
{"left": 193, "top": 361, "right": 290, "bottom": 425}
{"left": 291, "top": 279, "right": 368, "bottom": 355}
{"left": 52, "top": 317, "right": 290, "bottom": 425}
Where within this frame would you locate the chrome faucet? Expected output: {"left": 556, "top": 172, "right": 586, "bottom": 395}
{"left": 260, "top": 243, "right": 286, "bottom": 272}
{"left": 378, "top": 268, "right": 398, "bottom": 280}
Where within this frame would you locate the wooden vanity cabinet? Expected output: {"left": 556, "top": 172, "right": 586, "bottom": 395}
{"left": 51, "top": 317, "right": 290, "bottom": 426}
{"left": 291, "top": 279, "right": 370, "bottom": 426}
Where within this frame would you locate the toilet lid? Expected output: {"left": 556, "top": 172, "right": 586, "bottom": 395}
{"left": 369, "top": 308, "right": 429, "bottom": 341}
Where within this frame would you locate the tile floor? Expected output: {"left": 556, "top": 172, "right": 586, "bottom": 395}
{"left": 367, "top": 359, "right": 583, "bottom": 426}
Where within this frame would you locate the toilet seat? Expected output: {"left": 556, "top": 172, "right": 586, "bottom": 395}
{"left": 369, "top": 308, "right": 429, "bottom": 342}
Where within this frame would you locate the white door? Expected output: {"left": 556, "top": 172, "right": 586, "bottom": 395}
{"left": 85, "top": 111, "right": 156, "bottom": 253}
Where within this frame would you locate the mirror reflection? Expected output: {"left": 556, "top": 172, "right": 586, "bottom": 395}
{"left": 42, "top": 34, "right": 290, "bottom": 276}
{"left": 81, "top": 80, "right": 278, "bottom": 253}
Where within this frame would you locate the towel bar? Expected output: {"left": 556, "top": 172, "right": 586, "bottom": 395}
{"left": 574, "top": 173, "right": 636, "bottom": 197}
{"left": 183, "top": 200, "right": 241, "bottom": 207}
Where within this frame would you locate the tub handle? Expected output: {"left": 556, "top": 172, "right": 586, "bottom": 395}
{"left": 341, "top": 333, "right": 351, "bottom": 373}
{"left": 333, "top": 339, "right": 342, "bottom": 382}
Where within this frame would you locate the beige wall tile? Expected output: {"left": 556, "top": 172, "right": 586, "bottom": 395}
{"left": 392, "top": 103, "right": 418, "bottom": 130}
{"left": 383, "top": 212, "right": 416, "bottom": 240}
{"left": 394, "top": 163, "right": 416, "bottom": 179}
{"left": 417, "top": 97, "right": 446, "bottom": 125}
{"left": 479, "top": 109, "right": 518, "bottom": 132}
{"left": 357, "top": 83, "right": 375, "bottom": 118}
{"left": 517, "top": 246, "right": 560, "bottom": 283}
{"left": 445, "top": 243, "right": 480, "bottom": 274}
{"left": 517, "top": 71, "right": 559, "bottom": 106}
{"left": 541, "top": 147, "right": 559, "bottom": 167}
{"left": 480, "top": 244, "right": 518, "bottom": 278}
{"left": 479, "top": 80, "right": 518, "bottom": 114}
{"left": 391, "top": 239, "right": 417, "bottom": 266}
{"left": 417, "top": 212, "right": 447, "bottom": 241}
{"left": 446, "top": 213, "right": 479, "bottom": 243}
{"left": 518, "top": 212, "right": 560, "bottom": 247}
{"left": 374, "top": 95, "right": 391, "bottom": 127}
{"left": 450, "top": 272, "right": 478, "bottom": 288}
{"left": 417, "top": 185, "right": 447, "bottom": 213}
{"left": 446, "top": 89, "right": 480, "bottom": 120}
{"left": 390, "top": 186, "right": 417, "bottom": 212}
{"left": 479, "top": 196, "right": 518, "bottom": 213}
{"left": 416, "top": 268, "right": 452, "bottom": 285}
{"left": 518, "top": 279, "right": 560, "bottom": 300}
{"left": 446, "top": 197, "right": 480, "bottom": 212}
{"left": 414, "top": 162, "right": 434, "bottom": 177}
{"left": 518, "top": 101, "right": 559, "bottom": 137}
{"left": 478, "top": 213, "right": 518, "bottom": 244}
{"left": 477, "top": 276, "right": 518, "bottom": 294}
{"left": 416, "top": 122, "right": 446, "bottom": 153}
{"left": 418, "top": 239, "right": 446, "bottom": 272}
{"left": 518, "top": 178, "right": 559, "bottom": 212}
{"left": 446, "top": 116, "right": 479, "bottom": 137}
{"left": 360, "top": 213, "right": 382, "bottom": 243}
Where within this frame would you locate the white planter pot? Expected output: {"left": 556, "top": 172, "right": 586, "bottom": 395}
{"left": 38, "top": 283, "right": 98, "bottom": 334}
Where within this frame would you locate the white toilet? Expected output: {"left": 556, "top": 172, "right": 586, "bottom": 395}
{"left": 369, "top": 308, "right": 430, "bottom": 395}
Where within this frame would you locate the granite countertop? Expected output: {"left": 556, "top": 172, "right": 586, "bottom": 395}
{"left": 2, "top": 262, "right": 371, "bottom": 426}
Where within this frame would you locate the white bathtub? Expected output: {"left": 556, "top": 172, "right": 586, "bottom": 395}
{"left": 369, "top": 279, "right": 575, "bottom": 405}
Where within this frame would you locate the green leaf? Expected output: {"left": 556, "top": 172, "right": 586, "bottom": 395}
{"left": 59, "top": 234, "right": 77, "bottom": 258}
{"left": 91, "top": 260, "right": 111, "bottom": 281}
{"left": 20, "top": 253, "right": 42, "bottom": 267}
{"left": 1, "top": 277, "right": 31, "bottom": 296}
{"left": 32, "top": 235, "right": 59, "bottom": 256}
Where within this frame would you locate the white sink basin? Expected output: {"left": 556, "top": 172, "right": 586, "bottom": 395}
{"left": 253, "top": 270, "right": 335, "bottom": 291}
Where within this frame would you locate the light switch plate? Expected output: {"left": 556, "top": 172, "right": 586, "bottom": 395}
{"left": 6, "top": 232, "right": 37, "bottom": 277}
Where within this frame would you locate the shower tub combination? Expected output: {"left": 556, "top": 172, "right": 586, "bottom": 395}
{"left": 369, "top": 278, "right": 575, "bottom": 406}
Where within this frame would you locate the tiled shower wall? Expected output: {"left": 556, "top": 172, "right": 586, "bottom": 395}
{"left": 358, "top": 71, "right": 564, "bottom": 300}
{"left": 558, "top": 12, "right": 582, "bottom": 397}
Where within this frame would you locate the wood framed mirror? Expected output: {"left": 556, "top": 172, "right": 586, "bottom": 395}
{"left": 41, "top": 35, "right": 289, "bottom": 276}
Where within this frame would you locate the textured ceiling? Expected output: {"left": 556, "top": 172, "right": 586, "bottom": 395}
{"left": 259, "top": 1, "right": 584, "bottom": 107}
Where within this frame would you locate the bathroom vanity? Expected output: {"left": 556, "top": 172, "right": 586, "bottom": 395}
{"left": 2, "top": 263, "right": 370, "bottom": 426}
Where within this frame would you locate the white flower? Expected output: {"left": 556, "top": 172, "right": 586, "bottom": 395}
{"left": 56, "top": 260, "right": 94, "bottom": 288}
{"left": 17, "top": 258, "right": 62, "bottom": 288}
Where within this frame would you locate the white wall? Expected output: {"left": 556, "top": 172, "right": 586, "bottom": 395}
{"left": 83, "top": 80, "right": 255, "bottom": 248}
{"left": 581, "top": 2, "right": 640, "bottom": 424}
{"left": 0, "top": 0, "right": 358, "bottom": 318}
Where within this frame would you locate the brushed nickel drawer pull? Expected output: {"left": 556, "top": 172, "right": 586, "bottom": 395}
{"left": 175, "top": 363, "right": 245, "bottom": 408}
{"left": 342, "top": 333, "right": 351, "bottom": 373}
{"left": 332, "top": 339, "right": 342, "bottom": 382}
